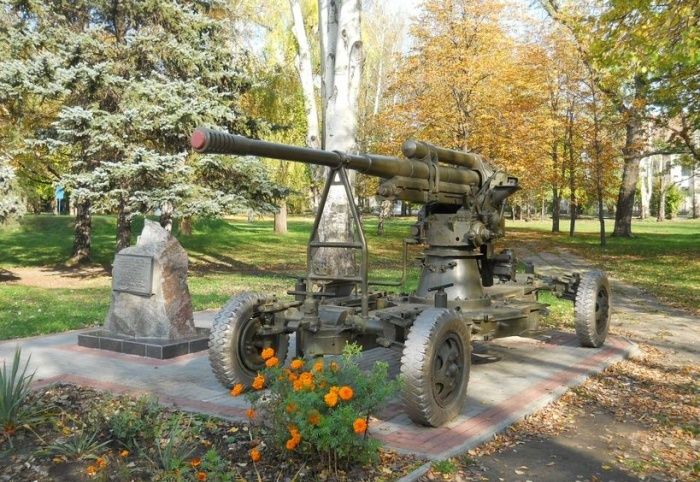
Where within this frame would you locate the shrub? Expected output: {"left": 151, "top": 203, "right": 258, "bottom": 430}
{"left": 108, "top": 394, "right": 161, "bottom": 450}
{"left": 650, "top": 182, "right": 684, "bottom": 219}
{"left": 239, "top": 343, "right": 400, "bottom": 467}
{"left": 0, "top": 348, "right": 36, "bottom": 443}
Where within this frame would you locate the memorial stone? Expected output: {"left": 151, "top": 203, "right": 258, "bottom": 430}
{"left": 104, "top": 220, "right": 195, "bottom": 339}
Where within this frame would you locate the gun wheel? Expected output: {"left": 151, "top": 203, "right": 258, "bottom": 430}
{"left": 575, "top": 271, "right": 611, "bottom": 348}
{"left": 400, "top": 308, "right": 471, "bottom": 427}
{"left": 208, "top": 292, "right": 289, "bottom": 388}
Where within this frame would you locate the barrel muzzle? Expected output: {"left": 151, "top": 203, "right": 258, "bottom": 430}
{"left": 190, "top": 128, "right": 252, "bottom": 155}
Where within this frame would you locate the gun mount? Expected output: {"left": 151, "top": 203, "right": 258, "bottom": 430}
{"left": 192, "top": 128, "right": 612, "bottom": 427}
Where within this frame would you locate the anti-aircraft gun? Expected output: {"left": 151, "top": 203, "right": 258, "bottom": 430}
{"left": 191, "top": 128, "right": 612, "bottom": 427}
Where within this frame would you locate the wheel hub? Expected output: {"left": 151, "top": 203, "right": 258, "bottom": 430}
{"left": 238, "top": 315, "right": 275, "bottom": 374}
{"left": 431, "top": 333, "right": 465, "bottom": 406}
{"left": 595, "top": 288, "right": 609, "bottom": 333}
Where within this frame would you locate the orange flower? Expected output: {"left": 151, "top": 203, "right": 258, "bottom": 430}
{"left": 324, "top": 390, "right": 338, "bottom": 408}
{"left": 338, "top": 386, "right": 354, "bottom": 401}
{"left": 260, "top": 347, "right": 275, "bottom": 360}
{"left": 330, "top": 385, "right": 340, "bottom": 394}
{"left": 313, "top": 360, "right": 324, "bottom": 372}
{"left": 197, "top": 471, "right": 207, "bottom": 481}
{"left": 265, "top": 356, "right": 279, "bottom": 368}
{"left": 286, "top": 402, "right": 297, "bottom": 413}
{"left": 229, "top": 383, "right": 244, "bottom": 397}
{"left": 288, "top": 371, "right": 298, "bottom": 382}
{"left": 290, "top": 359, "right": 304, "bottom": 370}
{"left": 95, "top": 457, "right": 107, "bottom": 469}
{"left": 246, "top": 408, "right": 256, "bottom": 419}
{"left": 119, "top": 449, "right": 129, "bottom": 458}
{"left": 252, "top": 374, "right": 265, "bottom": 390}
{"left": 86, "top": 465, "right": 97, "bottom": 476}
{"left": 329, "top": 361, "right": 340, "bottom": 372}
{"left": 292, "top": 379, "right": 303, "bottom": 391}
{"left": 353, "top": 417, "right": 368, "bottom": 434}
{"left": 308, "top": 409, "right": 321, "bottom": 426}
{"left": 250, "top": 448, "right": 261, "bottom": 462}
{"left": 286, "top": 438, "right": 298, "bottom": 450}
{"left": 190, "top": 457, "right": 202, "bottom": 468}
{"left": 299, "top": 371, "right": 314, "bottom": 389}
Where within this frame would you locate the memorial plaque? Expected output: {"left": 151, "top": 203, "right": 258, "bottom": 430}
{"left": 112, "top": 253, "right": 154, "bottom": 296}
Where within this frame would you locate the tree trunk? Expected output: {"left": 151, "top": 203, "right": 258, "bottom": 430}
{"left": 274, "top": 199, "right": 288, "bottom": 234}
{"left": 552, "top": 187, "right": 560, "bottom": 232}
{"left": 180, "top": 216, "right": 193, "bottom": 236}
{"left": 640, "top": 162, "right": 651, "bottom": 219}
{"left": 597, "top": 189, "right": 606, "bottom": 247}
{"left": 691, "top": 166, "right": 698, "bottom": 218}
{"left": 613, "top": 78, "right": 645, "bottom": 237}
{"left": 71, "top": 199, "right": 91, "bottom": 264}
{"left": 289, "top": 0, "right": 322, "bottom": 212}
{"left": 314, "top": 0, "right": 363, "bottom": 278}
{"left": 116, "top": 197, "right": 131, "bottom": 252}
{"left": 159, "top": 201, "right": 174, "bottom": 232}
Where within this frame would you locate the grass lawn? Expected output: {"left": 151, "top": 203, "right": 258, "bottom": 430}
{"left": 0, "top": 214, "right": 697, "bottom": 339}
{"left": 506, "top": 217, "right": 700, "bottom": 313}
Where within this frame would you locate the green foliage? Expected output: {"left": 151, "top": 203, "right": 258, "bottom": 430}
{"left": 650, "top": 182, "right": 684, "bottom": 219}
{"left": 244, "top": 343, "right": 400, "bottom": 466}
{"left": 45, "top": 429, "right": 110, "bottom": 460}
{"left": 0, "top": 0, "right": 282, "bottom": 234}
{"left": 0, "top": 348, "right": 36, "bottom": 441}
{"left": 108, "top": 395, "right": 161, "bottom": 451}
{"left": 432, "top": 459, "right": 457, "bottom": 474}
{"left": 150, "top": 414, "right": 199, "bottom": 472}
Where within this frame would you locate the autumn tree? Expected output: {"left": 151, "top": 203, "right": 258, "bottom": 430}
{"left": 541, "top": 0, "right": 699, "bottom": 237}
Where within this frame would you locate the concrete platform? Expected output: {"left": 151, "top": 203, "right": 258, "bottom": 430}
{"left": 0, "top": 313, "right": 636, "bottom": 460}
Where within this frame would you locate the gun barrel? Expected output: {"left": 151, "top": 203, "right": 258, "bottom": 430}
{"left": 191, "top": 128, "right": 480, "bottom": 186}
{"left": 402, "top": 140, "right": 481, "bottom": 169}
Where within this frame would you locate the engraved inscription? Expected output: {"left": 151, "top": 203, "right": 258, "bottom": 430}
{"left": 112, "top": 254, "right": 154, "bottom": 296}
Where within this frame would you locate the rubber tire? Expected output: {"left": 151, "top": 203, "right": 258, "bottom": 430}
{"left": 400, "top": 308, "right": 471, "bottom": 427}
{"left": 574, "top": 271, "right": 611, "bottom": 348}
{"left": 208, "top": 292, "right": 289, "bottom": 388}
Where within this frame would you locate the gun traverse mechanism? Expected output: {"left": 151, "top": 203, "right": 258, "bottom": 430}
{"left": 191, "top": 128, "right": 612, "bottom": 427}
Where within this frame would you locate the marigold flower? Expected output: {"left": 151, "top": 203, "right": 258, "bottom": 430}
{"left": 119, "top": 449, "right": 129, "bottom": 458}
{"left": 246, "top": 408, "right": 256, "bottom": 419}
{"left": 313, "top": 360, "right": 324, "bottom": 372}
{"left": 252, "top": 374, "right": 265, "bottom": 390}
{"left": 190, "top": 457, "right": 202, "bottom": 468}
{"left": 292, "top": 379, "right": 303, "bottom": 391}
{"left": 290, "top": 359, "right": 304, "bottom": 370}
{"left": 86, "top": 465, "right": 97, "bottom": 476}
{"left": 308, "top": 409, "right": 321, "bottom": 426}
{"left": 324, "top": 390, "right": 339, "bottom": 408}
{"left": 299, "top": 371, "right": 314, "bottom": 389}
{"left": 197, "top": 471, "right": 207, "bottom": 481}
{"left": 353, "top": 417, "right": 368, "bottom": 434}
{"left": 250, "top": 448, "right": 262, "bottom": 462}
{"left": 286, "top": 438, "right": 298, "bottom": 450}
{"left": 329, "top": 361, "right": 340, "bottom": 372}
{"left": 95, "top": 457, "right": 107, "bottom": 469}
{"left": 338, "top": 386, "right": 354, "bottom": 401}
{"left": 286, "top": 402, "right": 298, "bottom": 413}
{"left": 288, "top": 371, "right": 298, "bottom": 382}
{"left": 261, "top": 347, "right": 275, "bottom": 360}
{"left": 230, "top": 383, "right": 244, "bottom": 397}
{"left": 288, "top": 425, "right": 301, "bottom": 441}
{"left": 330, "top": 385, "right": 340, "bottom": 394}
{"left": 265, "top": 356, "right": 279, "bottom": 368}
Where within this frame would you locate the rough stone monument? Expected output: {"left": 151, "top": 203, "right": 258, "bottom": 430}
{"left": 78, "top": 220, "right": 208, "bottom": 358}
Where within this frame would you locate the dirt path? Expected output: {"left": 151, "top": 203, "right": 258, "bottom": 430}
{"left": 0, "top": 266, "right": 111, "bottom": 289}
{"left": 419, "top": 245, "right": 699, "bottom": 481}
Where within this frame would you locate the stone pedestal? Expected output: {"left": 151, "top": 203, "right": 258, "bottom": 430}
{"left": 78, "top": 220, "right": 208, "bottom": 359}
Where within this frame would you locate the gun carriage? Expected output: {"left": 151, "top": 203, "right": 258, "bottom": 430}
{"left": 191, "top": 128, "right": 612, "bottom": 427}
